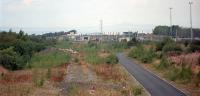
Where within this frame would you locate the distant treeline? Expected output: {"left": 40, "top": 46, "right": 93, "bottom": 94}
{"left": 153, "top": 25, "right": 200, "bottom": 38}
{"left": 0, "top": 30, "right": 56, "bottom": 70}
{"left": 42, "top": 30, "right": 77, "bottom": 37}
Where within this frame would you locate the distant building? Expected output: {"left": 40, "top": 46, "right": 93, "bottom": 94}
{"left": 118, "top": 31, "right": 134, "bottom": 42}
{"left": 67, "top": 30, "right": 77, "bottom": 40}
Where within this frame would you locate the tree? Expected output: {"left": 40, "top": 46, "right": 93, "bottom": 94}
{"left": 153, "top": 26, "right": 170, "bottom": 36}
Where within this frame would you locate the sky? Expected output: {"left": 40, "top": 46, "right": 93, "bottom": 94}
{"left": 0, "top": 0, "right": 200, "bottom": 34}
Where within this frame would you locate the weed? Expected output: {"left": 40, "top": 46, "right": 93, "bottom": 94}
{"left": 30, "top": 50, "right": 70, "bottom": 68}
{"left": 157, "top": 56, "right": 169, "bottom": 69}
{"left": 105, "top": 54, "right": 118, "bottom": 64}
{"left": 46, "top": 68, "right": 51, "bottom": 79}
{"left": 178, "top": 67, "right": 192, "bottom": 82}
{"left": 133, "top": 87, "right": 142, "bottom": 96}
{"left": 167, "top": 68, "right": 179, "bottom": 81}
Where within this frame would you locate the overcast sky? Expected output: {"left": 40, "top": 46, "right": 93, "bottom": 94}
{"left": 0, "top": 0, "right": 200, "bottom": 34}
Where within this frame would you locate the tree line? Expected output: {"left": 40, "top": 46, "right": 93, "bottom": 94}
{"left": 153, "top": 25, "right": 200, "bottom": 38}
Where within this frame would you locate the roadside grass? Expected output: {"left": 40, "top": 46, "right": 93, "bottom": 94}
{"left": 29, "top": 50, "right": 70, "bottom": 68}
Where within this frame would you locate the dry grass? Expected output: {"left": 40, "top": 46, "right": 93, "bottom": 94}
{"left": 93, "top": 64, "right": 126, "bottom": 82}
{"left": 0, "top": 64, "right": 68, "bottom": 96}
{"left": 169, "top": 52, "right": 200, "bottom": 74}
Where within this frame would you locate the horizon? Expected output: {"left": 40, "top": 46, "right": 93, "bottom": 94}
{"left": 0, "top": 0, "right": 200, "bottom": 34}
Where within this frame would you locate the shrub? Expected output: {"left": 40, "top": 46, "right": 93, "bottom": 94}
{"left": 128, "top": 45, "right": 144, "bottom": 59}
{"left": 167, "top": 68, "right": 179, "bottom": 81}
{"left": 188, "top": 44, "right": 200, "bottom": 52}
{"left": 0, "top": 47, "right": 18, "bottom": 70}
{"left": 141, "top": 48, "right": 155, "bottom": 63}
{"left": 157, "top": 56, "right": 169, "bottom": 69}
{"left": 162, "top": 43, "right": 182, "bottom": 53}
{"left": 133, "top": 87, "right": 142, "bottom": 96}
{"left": 156, "top": 37, "right": 174, "bottom": 51}
{"left": 105, "top": 54, "right": 118, "bottom": 64}
{"left": 167, "top": 67, "right": 193, "bottom": 82}
{"left": 178, "top": 67, "right": 192, "bottom": 82}
{"left": 34, "top": 78, "right": 44, "bottom": 87}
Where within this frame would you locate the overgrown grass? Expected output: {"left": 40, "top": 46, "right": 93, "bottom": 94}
{"left": 129, "top": 44, "right": 156, "bottom": 63}
{"left": 166, "top": 67, "right": 193, "bottom": 83}
{"left": 55, "top": 40, "right": 73, "bottom": 49}
{"left": 29, "top": 50, "right": 70, "bottom": 68}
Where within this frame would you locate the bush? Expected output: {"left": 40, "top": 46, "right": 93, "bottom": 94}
{"left": 105, "top": 54, "right": 118, "bottom": 64}
{"left": 178, "top": 67, "right": 192, "bottom": 82}
{"left": 0, "top": 47, "right": 18, "bottom": 70}
{"left": 167, "top": 68, "right": 179, "bottom": 81}
{"left": 133, "top": 87, "right": 142, "bottom": 96}
{"left": 167, "top": 67, "right": 192, "bottom": 82}
{"left": 156, "top": 37, "right": 174, "bottom": 51}
{"left": 128, "top": 45, "right": 144, "bottom": 59}
{"left": 162, "top": 43, "right": 182, "bottom": 53}
{"left": 187, "top": 44, "right": 200, "bottom": 52}
{"left": 129, "top": 45, "right": 155, "bottom": 63}
{"left": 34, "top": 78, "right": 44, "bottom": 87}
{"left": 157, "top": 56, "right": 169, "bottom": 69}
{"left": 141, "top": 48, "right": 155, "bottom": 63}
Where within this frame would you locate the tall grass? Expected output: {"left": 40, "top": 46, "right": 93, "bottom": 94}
{"left": 129, "top": 44, "right": 156, "bottom": 63}
{"left": 55, "top": 40, "right": 73, "bottom": 49}
{"left": 29, "top": 50, "right": 70, "bottom": 68}
{"left": 78, "top": 42, "right": 121, "bottom": 64}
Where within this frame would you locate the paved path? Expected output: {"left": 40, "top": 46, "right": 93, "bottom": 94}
{"left": 117, "top": 53, "right": 186, "bottom": 96}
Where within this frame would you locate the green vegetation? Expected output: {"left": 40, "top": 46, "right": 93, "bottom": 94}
{"left": 128, "top": 36, "right": 200, "bottom": 84}
{"left": 167, "top": 67, "right": 192, "bottom": 82}
{"left": 55, "top": 40, "right": 72, "bottom": 49}
{"left": 77, "top": 41, "right": 125, "bottom": 65}
{"left": 0, "top": 31, "right": 55, "bottom": 70}
{"left": 157, "top": 56, "right": 170, "bottom": 69}
{"left": 133, "top": 87, "right": 142, "bottom": 96}
{"left": 85, "top": 53, "right": 104, "bottom": 64}
{"left": 129, "top": 44, "right": 155, "bottom": 63}
{"left": 29, "top": 50, "right": 70, "bottom": 68}
{"left": 153, "top": 26, "right": 170, "bottom": 36}
{"left": 46, "top": 68, "right": 51, "bottom": 79}
{"left": 153, "top": 25, "right": 200, "bottom": 38}
{"left": 105, "top": 54, "right": 118, "bottom": 64}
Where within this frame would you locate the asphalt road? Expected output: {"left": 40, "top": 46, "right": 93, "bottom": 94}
{"left": 117, "top": 53, "right": 186, "bottom": 96}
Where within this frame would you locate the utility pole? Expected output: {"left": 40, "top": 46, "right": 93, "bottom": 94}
{"left": 100, "top": 20, "right": 103, "bottom": 42}
{"left": 169, "top": 7, "right": 173, "bottom": 38}
{"left": 189, "top": 1, "right": 193, "bottom": 42}
{"left": 100, "top": 20, "right": 103, "bottom": 34}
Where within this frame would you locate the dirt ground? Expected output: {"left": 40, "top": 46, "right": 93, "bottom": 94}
{"left": 59, "top": 50, "right": 148, "bottom": 96}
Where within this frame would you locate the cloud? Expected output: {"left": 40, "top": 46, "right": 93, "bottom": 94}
{"left": 23, "top": 0, "right": 33, "bottom": 6}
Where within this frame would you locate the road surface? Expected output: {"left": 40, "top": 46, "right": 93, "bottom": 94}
{"left": 117, "top": 53, "right": 186, "bottom": 96}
